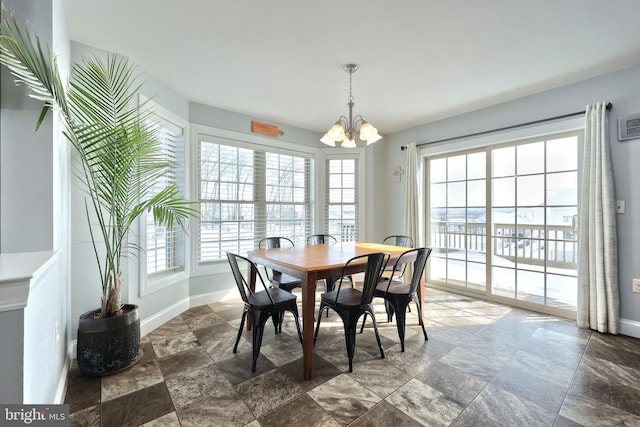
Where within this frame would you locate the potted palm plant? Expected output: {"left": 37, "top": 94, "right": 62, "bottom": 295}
{"left": 0, "top": 16, "right": 197, "bottom": 375}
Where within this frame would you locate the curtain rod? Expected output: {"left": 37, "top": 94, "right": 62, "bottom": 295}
{"left": 400, "top": 102, "right": 613, "bottom": 151}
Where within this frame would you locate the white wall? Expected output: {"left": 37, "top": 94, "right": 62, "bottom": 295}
{"left": 381, "top": 63, "right": 640, "bottom": 332}
{"left": 0, "top": 0, "right": 54, "bottom": 253}
{"left": 0, "top": 0, "right": 71, "bottom": 404}
{"left": 23, "top": 252, "right": 67, "bottom": 403}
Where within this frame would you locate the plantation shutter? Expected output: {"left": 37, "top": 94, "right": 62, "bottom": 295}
{"left": 197, "top": 136, "right": 313, "bottom": 263}
{"left": 146, "top": 118, "right": 185, "bottom": 275}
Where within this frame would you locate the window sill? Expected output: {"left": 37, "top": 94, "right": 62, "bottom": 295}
{"left": 141, "top": 269, "right": 189, "bottom": 297}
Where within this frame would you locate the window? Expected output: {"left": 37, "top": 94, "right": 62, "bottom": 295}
{"left": 325, "top": 157, "right": 359, "bottom": 241}
{"left": 427, "top": 131, "right": 581, "bottom": 315}
{"left": 197, "top": 135, "right": 313, "bottom": 263}
{"left": 144, "top": 114, "right": 187, "bottom": 276}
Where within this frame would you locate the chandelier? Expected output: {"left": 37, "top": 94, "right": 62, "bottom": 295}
{"left": 320, "top": 64, "right": 382, "bottom": 148}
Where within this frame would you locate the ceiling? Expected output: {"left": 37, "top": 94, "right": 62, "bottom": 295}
{"left": 62, "top": 0, "right": 640, "bottom": 136}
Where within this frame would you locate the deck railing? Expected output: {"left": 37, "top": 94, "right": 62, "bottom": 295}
{"left": 429, "top": 221, "right": 577, "bottom": 269}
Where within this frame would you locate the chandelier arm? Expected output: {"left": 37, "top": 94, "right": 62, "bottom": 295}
{"left": 352, "top": 115, "right": 364, "bottom": 129}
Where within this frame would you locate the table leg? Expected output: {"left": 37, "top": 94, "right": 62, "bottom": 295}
{"left": 301, "top": 276, "right": 315, "bottom": 380}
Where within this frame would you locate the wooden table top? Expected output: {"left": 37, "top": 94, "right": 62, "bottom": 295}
{"left": 247, "top": 241, "right": 410, "bottom": 273}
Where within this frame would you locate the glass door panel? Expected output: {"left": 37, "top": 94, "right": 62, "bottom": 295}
{"left": 428, "top": 151, "right": 487, "bottom": 292}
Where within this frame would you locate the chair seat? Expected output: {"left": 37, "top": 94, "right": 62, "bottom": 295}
{"left": 249, "top": 287, "right": 298, "bottom": 308}
{"left": 273, "top": 274, "right": 302, "bottom": 293}
{"left": 321, "top": 287, "right": 363, "bottom": 308}
{"left": 375, "top": 279, "right": 411, "bottom": 295}
{"left": 276, "top": 273, "right": 302, "bottom": 288}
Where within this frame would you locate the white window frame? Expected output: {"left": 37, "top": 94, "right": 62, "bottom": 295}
{"left": 138, "top": 97, "right": 191, "bottom": 296}
{"left": 319, "top": 147, "right": 366, "bottom": 241}
{"left": 191, "top": 124, "right": 318, "bottom": 277}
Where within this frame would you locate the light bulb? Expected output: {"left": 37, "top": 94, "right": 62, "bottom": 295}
{"left": 341, "top": 138, "right": 357, "bottom": 148}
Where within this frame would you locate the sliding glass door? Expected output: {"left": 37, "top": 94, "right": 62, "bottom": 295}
{"left": 427, "top": 132, "right": 581, "bottom": 313}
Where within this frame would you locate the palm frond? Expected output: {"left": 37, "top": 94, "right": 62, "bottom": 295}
{"left": 1, "top": 14, "right": 198, "bottom": 317}
{"left": 0, "top": 15, "right": 68, "bottom": 128}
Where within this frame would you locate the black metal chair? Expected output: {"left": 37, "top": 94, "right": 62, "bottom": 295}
{"left": 313, "top": 252, "right": 390, "bottom": 372}
{"left": 258, "top": 237, "right": 303, "bottom": 332}
{"left": 306, "top": 233, "right": 344, "bottom": 295}
{"left": 258, "top": 237, "right": 302, "bottom": 293}
{"left": 227, "top": 252, "right": 303, "bottom": 372}
{"left": 360, "top": 247, "right": 432, "bottom": 352}
{"left": 382, "top": 235, "right": 414, "bottom": 248}
{"left": 306, "top": 234, "right": 338, "bottom": 245}
{"left": 381, "top": 235, "right": 414, "bottom": 280}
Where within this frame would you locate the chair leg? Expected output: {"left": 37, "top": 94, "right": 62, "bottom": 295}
{"left": 344, "top": 320, "right": 358, "bottom": 372}
{"left": 251, "top": 310, "right": 271, "bottom": 372}
{"left": 366, "top": 308, "right": 385, "bottom": 360}
{"left": 359, "top": 313, "right": 368, "bottom": 334}
{"left": 388, "top": 297, "right": 409, "bottom": 352}
{"left": 314, "top": 302, "right": 326, "bottom": 345}
{"left": 385, "top": 300, "right": 395, "bottom": 323}
{"left": 324, "top": 280, "right": 336, "bottom": 318}
{"left": 412, "top": 294, "right": 428, "bottom": 341}
{"left": 287, "top": 306, "right": 304, "bottom": 345}
{"left": 234, "top": 311, "right": 247, "bottom": 353}
{"left": 272, "top": 310, "right": 284, "bottom": 334}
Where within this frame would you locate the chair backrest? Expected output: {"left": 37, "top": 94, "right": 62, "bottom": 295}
{"left": 385, "top": 247, "right": 432, "bottom": 294}
{"left": 383, "top": 235, "right": 414, "bottom": 248}
{"left": 382, "top": 235, "right": 414, "bottom": 273}
{"left": 334, "top": 252, "right": 390, "bottom": 305}
{"left": 226, "top": 252, "right": 273, "bottom": 305}
{"left": 259, "top": 236, "right": 295, "bottom": 250}
{"left": 306, "top": 234, "right": 338, "bottom": 245}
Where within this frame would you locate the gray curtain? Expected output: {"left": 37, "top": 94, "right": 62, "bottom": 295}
{"left": 577, "top": 101, "right": 619, "bottom": 334}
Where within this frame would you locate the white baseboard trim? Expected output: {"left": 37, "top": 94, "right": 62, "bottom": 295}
{"left": 619, "top": 318, "right": 640, "bottom": 339}
{"left": 141, "top": 298, "right": 190, "bottom": 337}
{"left": 189, "top": 288, "right": 240, "bottom": 308}
{"left": 54, "top": 354, "right": 70, "bottom": 404}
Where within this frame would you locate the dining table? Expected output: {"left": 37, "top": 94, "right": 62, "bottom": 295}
{"left": 246, "top": 241, "right": 423, "bottom": 380}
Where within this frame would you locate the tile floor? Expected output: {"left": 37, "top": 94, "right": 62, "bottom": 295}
{"left": 65, "top": 288, "right": 640, "bottom": 426}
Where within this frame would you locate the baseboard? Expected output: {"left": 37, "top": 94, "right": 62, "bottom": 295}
{"left": 142, "top": 289, "right": 240, "bottom": 335}
{"left": 141, "top": 297, "right": 191, "bottom": 337}
{"left": 53, "top": 354, "right": 70, "bottom": 404}
{"left": 619, "top": 318, "right": 640, "bottom": 339}
{"left": 189, "top": 288, "right": 240, "bottom": 308}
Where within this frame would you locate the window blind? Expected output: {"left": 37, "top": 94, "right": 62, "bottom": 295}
{"left": 197, "top": 136, "right": 313, "bottom": 263}
{"left": 146, "top": 118, "right": 186, "bottom": 275}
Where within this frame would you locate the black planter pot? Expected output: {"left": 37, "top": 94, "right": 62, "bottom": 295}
{"left": 77, "top": 304, "right": 142, "bottom": 376}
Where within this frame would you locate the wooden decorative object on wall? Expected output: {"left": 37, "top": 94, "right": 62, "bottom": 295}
{"left": 252, "top": 121, "right": 284, "bottom": 137}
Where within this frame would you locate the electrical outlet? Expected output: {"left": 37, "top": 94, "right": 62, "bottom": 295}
{"left": 616, "top": 200, "right": 626, "bottom": 214}
{"left": 633, "top": 279, "right": 640, "bottom": 293}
